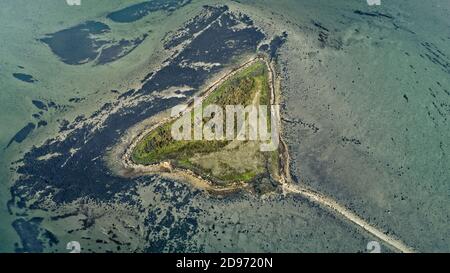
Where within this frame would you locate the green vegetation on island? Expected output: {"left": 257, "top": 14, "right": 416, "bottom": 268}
{"left": 131, "top": 59, "right": 280, "bottom": 186}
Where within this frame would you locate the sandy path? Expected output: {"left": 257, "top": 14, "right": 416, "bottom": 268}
{"left": 281, "top": 183, "right": 415, "bottom": 253}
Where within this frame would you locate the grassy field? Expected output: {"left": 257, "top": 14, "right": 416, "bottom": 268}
{"left": 132, "top": 60, "right": 279, "bottom": 184}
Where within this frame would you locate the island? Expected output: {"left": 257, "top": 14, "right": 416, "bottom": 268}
{"left": 123, "top": 56, "right": 287, "bottom": 195}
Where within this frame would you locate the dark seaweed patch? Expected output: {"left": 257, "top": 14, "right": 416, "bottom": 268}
{"left": 13, "top": 73, "right": 37, "bottom": 83}
{"left": 50, "top": 212, "right": 78, "bottom": 221}
{"left": 403, "top": 94, "right": 409, "bottom": 102}
{"left": 40, "top": 21, "right": 110, "bottom": 65}
{"left": 37, "top": 121, "right": 48, "bottom": 128}
{"left": 32, "top": 100, "right": 47, "bottom": 111}
{"left": 392, "top": 22, "right": 416, "bottom": 35}
{"left": 311, "top": 21, "right": 342, "bottom": 50}
{"left": 311, "top": 20, "right": 329, "bottom": 32}
{"left": 12, "top": 218, "right": 57, "bottom": 253}
{"left": 6, "top": 123, "right": 35, "bottom": 148}
{"left": 421, "top": 41, "right": 450, "bottom": 75}
{"left": 107, "top": 0, "right": 191, "bottom": 23}
{"left": 58, "top": 119, "right": 70, "bottom": 132}
{"left": 96, "top": 34, "right": 148, "bottom": 65}
{"left": 353, "top": 10, "right": 394, "bottom": 19}
{"left": 140, "top": 72, "right": 154, "bottom": 84}
{"left": 282, "top": 117, "right": 320, "bottom": 133}
{"left": 237, "top": 13, "right": 254, "bottom": 26}
{"left": 43, "top": 230, "right": 59, "bottom": 247}
{"left": 47, "top": 101, "right": 58, "bottom": 109}
{"left": 317, "top": 34, "right": 340, "bottom": 50}
{"left": 12, "top": 98, "right": 180, "bottom": 206}
{"left": 139, "top": 10, "right": 265, "bottom": 95}
{"left": 143, "top": 179, "right": 202, "bottom": 252}
{"left": 68, "top": 97, "right": 85, "bottom": 103}
{"left": 163, "top": 5, "right": 228, "bottom": 50}
{"left": 12, "top": 218, "right": 43, "bottom": 253}
{"left": 258, "top": 44, "right": 269, "bottom": 52}
{"left": 117, "top": 89, "right": 136, "bottom": 100}
{"left": 342, "top": 137, "right": 362, "bottom": 145}
{"left": 41, "top": 20, "right": 148, "bottom": 65}
{"left": 268, "top": 32, "right": 288, "bottom": 60}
